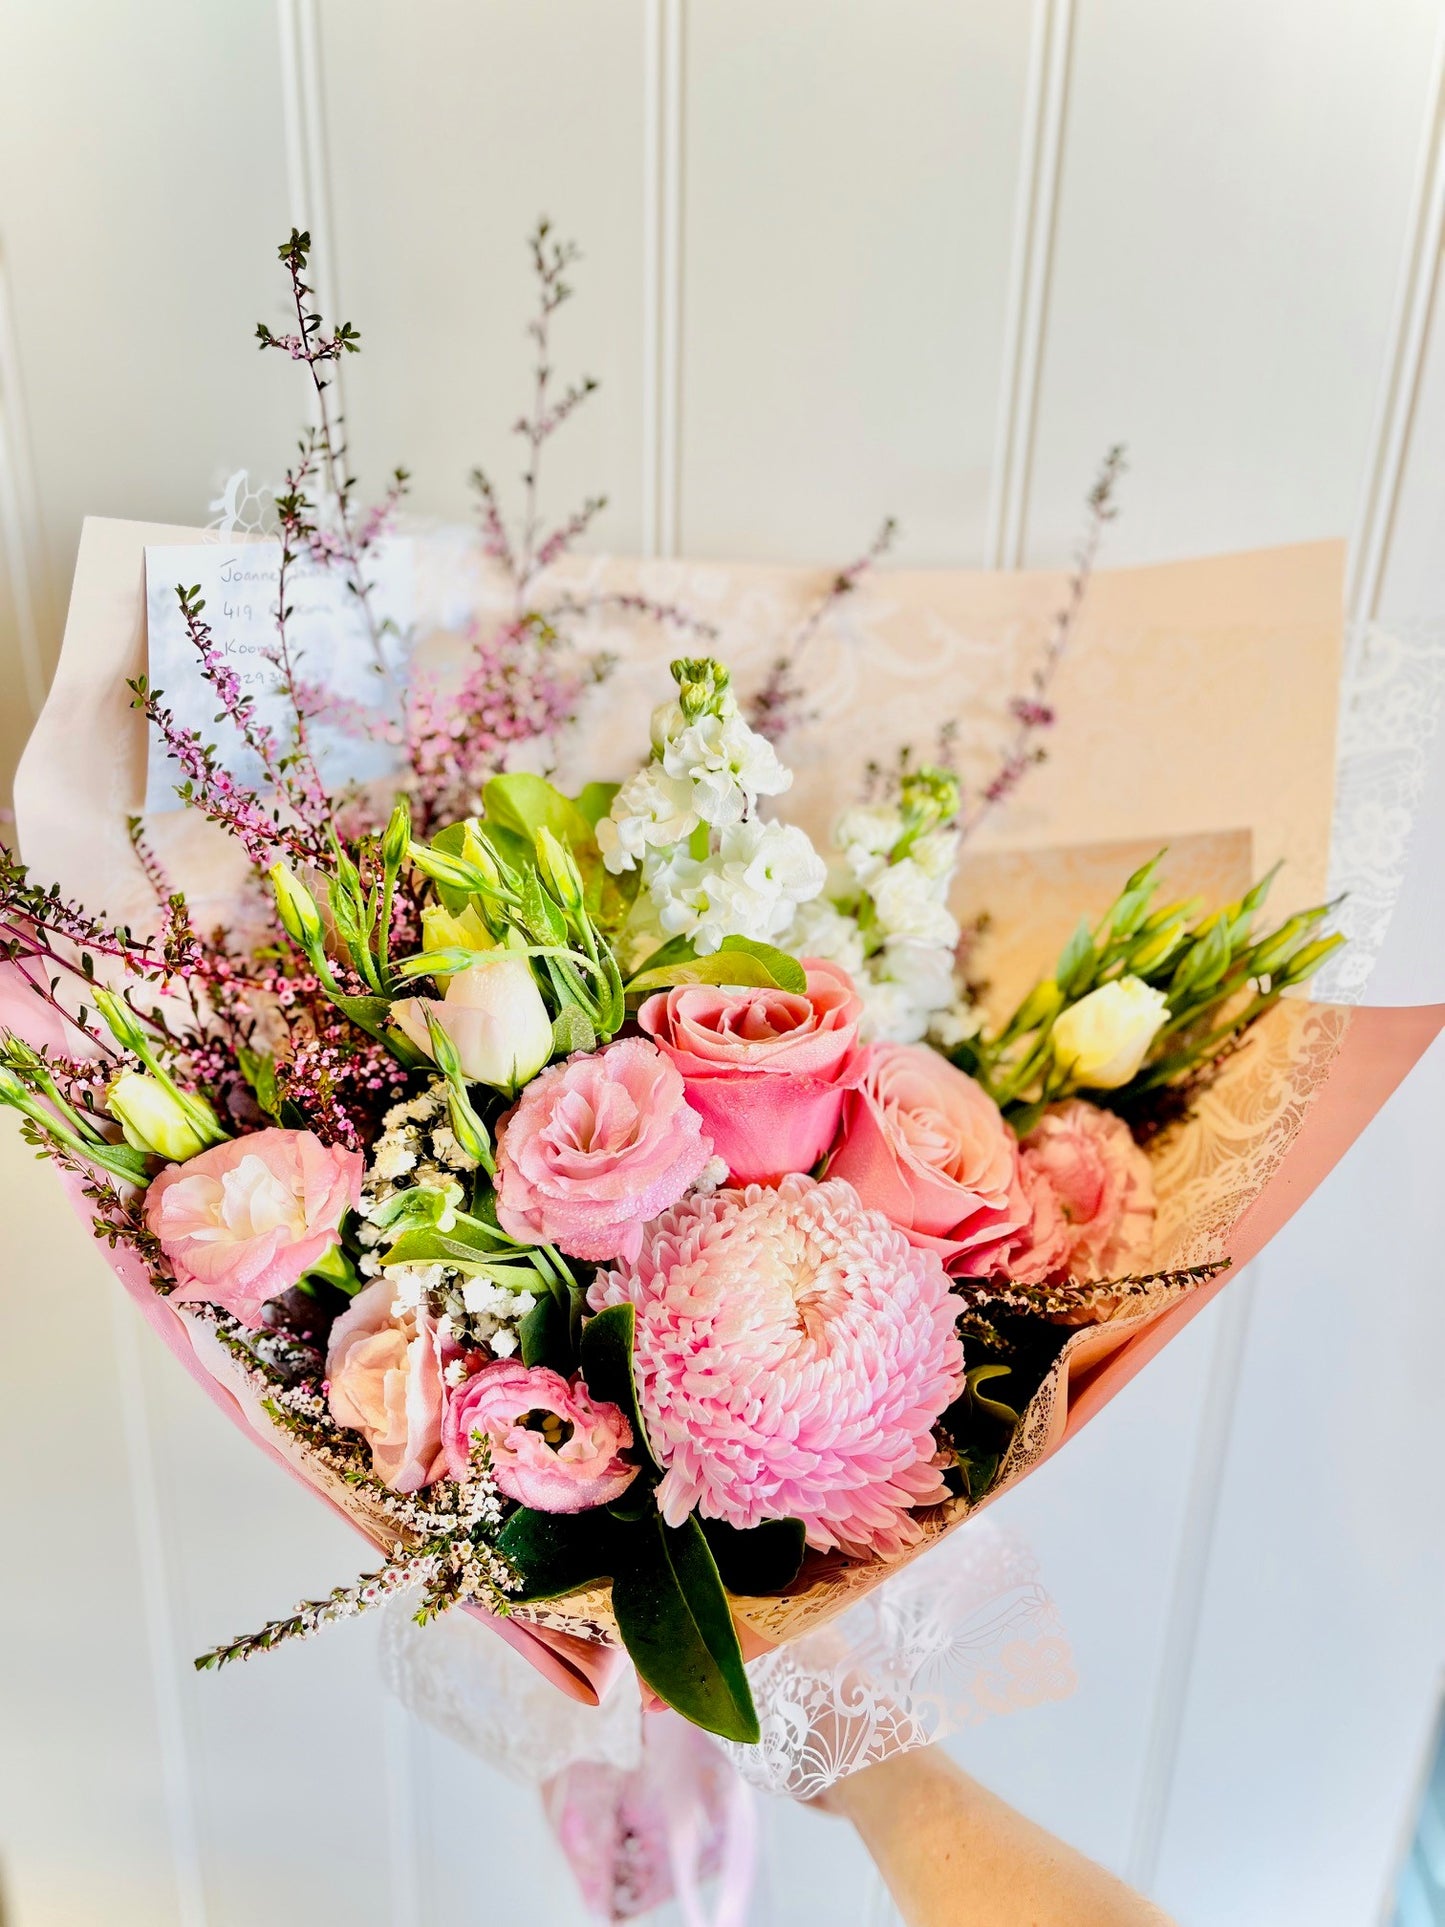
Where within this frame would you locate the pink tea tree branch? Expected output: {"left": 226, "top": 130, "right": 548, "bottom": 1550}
{"left": 748, "top": 515, "right": 899, "bottom": 743}
{"left": 956, "top": 444, "right": 1126, "bottom": 846}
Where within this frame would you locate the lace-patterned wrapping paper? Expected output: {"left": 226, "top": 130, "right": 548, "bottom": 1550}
{"left": 12, "top": 523, "right": 1444, "bottom": 1789}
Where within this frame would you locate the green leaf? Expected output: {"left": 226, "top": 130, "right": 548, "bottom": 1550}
{"left": 551, "top": 1005, "right": 598, "bottom": 1057}
{"left": 700, "top": 1516, "right": 807, "bottom": 1596}
{"left": 237, "top": 1047, "right": 282, "bottom": 1121}
{"left": 573, "top": 781, "right": 619, "bottom": 829}
{"left": 580, "top": 1304, "right": 659, "bottom": 1474}
{"left": 498, "top": 1506, "right": 620, "bottom": 1602}
{"left": 482, "top": 772, "right": 597, "bottom": 857}
{"left": 519, "top": 1290, "right": 574, "bottom": 1371}
{"left": 1055, "top": 917, "right": 1095, "bottom": 997}
{"left": 716, "top": 936, "right": 807, "bottom": 994}
{"left": 610, "top": 1514, "right": 760, "bottom": 1744}
{"left": 965, "top": 1362, "right": 1020, "bottom": 1426}
{"left": 624, "top": 939, "right": 805, "bottom": 999}
{"left": 381, "top": 1220, "right": 517, "bottom": 1273}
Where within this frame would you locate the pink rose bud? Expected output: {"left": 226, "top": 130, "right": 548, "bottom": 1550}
{"left": 637, "top": 958, "right": 867, "bottom": 1183}
{"left": 495, "top": 1038, "right": 711, "bottom": 1263}
{"left": 442, "top": 1359, "right": 638, "bottom": 1512}
{"left": 828, "top": 1043, "right": 1030, "bottom": 1273}
{"left": 326, "top": 1279, "right": 447, "bottom": 1493}
{"left": 144, "top": 1127, "right": 362, "bottom": 1327}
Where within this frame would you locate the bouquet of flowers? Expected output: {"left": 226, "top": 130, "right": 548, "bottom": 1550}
{"left": 3, "top": 228, "right": 1439, "bottom": 1775}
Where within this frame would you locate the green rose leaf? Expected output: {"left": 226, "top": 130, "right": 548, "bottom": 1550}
{"left": 551, "top": 1005, "right": 598, "bottom": 1057}
{"left": 610, "top": 1514, "right": 761, "bottom": 1745}
{"left": 574, "top": 781, "right": 620, "bottom": 829}
{"left": 700, "top": 1516, "right": 807, "bottom": 1596}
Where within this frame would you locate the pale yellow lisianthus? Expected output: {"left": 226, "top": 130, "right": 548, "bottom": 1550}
{"left": 1049, "top": 977, "right": 1169, "bottom": 1090}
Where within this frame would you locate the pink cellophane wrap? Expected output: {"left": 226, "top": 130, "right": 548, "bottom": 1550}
{"left": 11, "top": 524, "right": 1443, "bottom": 1823}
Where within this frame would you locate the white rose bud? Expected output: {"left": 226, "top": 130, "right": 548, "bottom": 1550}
{"left": 393, "top": 954, "right": 553, "bottom": 1094}
{"left": 1049, "top": 976, "right": 1169, "bottom": 1089}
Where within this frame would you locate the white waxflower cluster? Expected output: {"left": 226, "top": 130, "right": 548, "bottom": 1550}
{"left": 786, "top": 799, "right": 980, "bottom": 1048}
{"left": 599, "top": 681, "right": 826, "bottom": 955}
{"left": 356, "top": 1083, "right": 533, "bottom": 1357}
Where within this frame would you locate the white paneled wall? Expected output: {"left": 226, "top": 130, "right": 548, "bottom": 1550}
{"left": 1, "top": 6, "right": 1443, "bottom": 1926}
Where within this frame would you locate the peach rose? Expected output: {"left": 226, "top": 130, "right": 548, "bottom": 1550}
{"left": 145, "top": 1127, "right": 361, "bottom": 1327}
{"left": 1019, "top": 1099, "right": 1155, "bottom": 1280}
{"left": 828, "top": 1044, "right": 1029, "bottom": 1271}
{"left": 637, "top": 958, "right": 866, "bottom": 1182}
{"left": 442, "top": 1358, "right": 638, "bottom": 1511}
{"left": 496, "top": 1037, "right": 712, "bottom": 1263}
{"left": 325, "top": 1279, "right": 446, "bottom": 1493}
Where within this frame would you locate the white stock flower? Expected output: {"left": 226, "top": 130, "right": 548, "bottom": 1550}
{"left": 910, "top": 826, "right": 959, "bottom": 883}
{"left": 662, "top": 710, "right": 793, "bottom": 826}
{"left": 598, "top": 763, "right": 700, "bottom": 874}
{"left": 787, "top": 896, "right": 868, "bottom": 975}
{"left": 836, "top": 804, "right": 905, "bottom": 889}
{"left": 650, "top": 818, "right": 826, "bottom": 953}
{"left": 854, "top": 939, "right": 964, "bottom": 1045}
{"left": 870, "top": 858, "right": 960, "bottom": 949}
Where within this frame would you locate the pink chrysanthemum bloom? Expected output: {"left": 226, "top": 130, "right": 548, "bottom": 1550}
{"left": 589, "top": 1173, "right": 965, "bottom": 1559}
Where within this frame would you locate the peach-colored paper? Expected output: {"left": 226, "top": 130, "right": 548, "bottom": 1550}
{"left": 12, "top": 523, "right": 1437, "bottom": 1678}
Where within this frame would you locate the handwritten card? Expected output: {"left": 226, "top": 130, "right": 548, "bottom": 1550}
{"left": 143, "top": 538, "right": 414, "bottom": 812}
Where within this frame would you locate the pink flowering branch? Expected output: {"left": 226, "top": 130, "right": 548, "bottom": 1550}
{"left": 748, "top": 516, "right": 899, "bottom": 743}
{"left": 956, "top": 445, "right": 1125, "bottom": 844}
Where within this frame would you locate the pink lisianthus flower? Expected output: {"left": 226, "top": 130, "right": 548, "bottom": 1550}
{"left": 144, "top": 1127, "right": 361, "bottom": 1327}
{"left": 590, "top": 1173, "right": 965, "bottom": 1558}
{"left": 442, "top": 1359, "right": 638, "bottom": 1512}
{"left": 1016, "top": 1099, "right": 1156, "bottom": 1282}
{"left": 637, "top": 958, "right": 866, "bottom": 1183}
{"left": 496, "top": 1037, "right": 712, "bottom": 1264}
{"left": 827, "top": 1044, "right": 1029, "bottom": 1273}
{"left": 325, "top": 1279, "right": 446, "bottom": 1493}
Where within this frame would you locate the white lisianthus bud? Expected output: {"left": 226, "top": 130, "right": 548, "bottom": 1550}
{"left": 1049, "top": 977, "right": 1170, "bottom": 1089}
{"left": 393, "top": 955, "right": 553, "bottom": 1093}
{"left": 108, "top": 1071, "right": 215, "bottom": 1162}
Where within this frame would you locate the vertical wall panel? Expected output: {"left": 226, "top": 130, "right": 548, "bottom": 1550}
{"left": 0, "top": 3, "right": 298, "bottom": 660}
{"left": 0, "top": 1121, "right": 176, "bottom": 1927}
{"left": 680, "top": 0, "right": 1032, "bottom": 564}
{"left": 1024, "top": 0, "right": 1441, "bottom": 565}
{"left": 318, "top": 0, "right": 647, "bottom": 550}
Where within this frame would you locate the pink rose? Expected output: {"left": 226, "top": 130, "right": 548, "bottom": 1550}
{"left": 496, "top": 1037, "right": 712, "bottom": 1263}
{"left": 1018, "top": 1099, "right": 1155, "bottom": 1280}
{"left": 442, "top": 1358, "right": 638, "bottom": 1512}
{"left": 145, "top": 1127, "right": 362, "bottom": 1327}
{"left": 828, "top": 1043, "right": 1029, "bottom": 1272}
{"left": 325, "top": 1279, "right": 446, "bottom": 1493}
{"left": 637, "top": 958, "right": 866, "bottom": 1183}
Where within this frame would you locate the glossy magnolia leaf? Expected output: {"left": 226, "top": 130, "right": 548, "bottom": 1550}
{"left": 700, "top": 1515, "right": 807, "bottom": 1596}
{"left": 498, "top": 1505, "right": 619, "bottom": 1602}
{"left": 610, "top": 1514, "right": 760, "bottom": 1745}
{"left": 580, "top": 1303, "right": 659, "bottom": 1475}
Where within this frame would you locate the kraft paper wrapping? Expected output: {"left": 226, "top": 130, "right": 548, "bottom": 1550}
{"left": 12, "top": 521, "right": 1440, "bottom": 1682}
